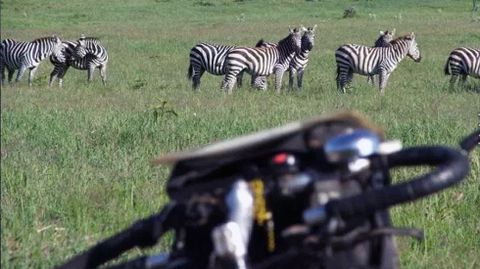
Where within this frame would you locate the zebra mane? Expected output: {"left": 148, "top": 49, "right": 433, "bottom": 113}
{"left": 390, "top": 34, "right": 414, "bottom": 45}
{"left": 278, "top": 33, "right": 294, "bottom": 47}
{"left": 31, "top": 36, "right": 58, "bottom": 43}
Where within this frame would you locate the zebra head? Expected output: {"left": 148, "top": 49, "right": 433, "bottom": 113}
{"left": 379, "top": 29, "right": 395, "bottom": 43}
{"left": 288, "top": 26, "right": 304, "bottom": 54}
{"left": 374, "top": 29, "right": 395, "bottom": 47}
{"left": 50, "top": 35, "right": 66, "bottom": 63}
{"left": 301, "top": 25, "right": 316, "bottom": 51}
{"left": 406, "top": 32, "right": 421, "bottom": 62}
{"left": 72, "top": 35, "right": 88, "bottom": 60}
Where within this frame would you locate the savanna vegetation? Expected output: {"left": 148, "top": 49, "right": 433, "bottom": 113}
{"left": 1, "top": 0, "right": 479, "bottom": 268}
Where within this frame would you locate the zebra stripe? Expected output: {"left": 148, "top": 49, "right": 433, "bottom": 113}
{"left": 222, "top": 27, "right": 303, "bottom": 94}
{"left": 187, "top": 42, "right": 236, "bottom": 90}
{"left": 70, "top": 36, "right": 109, "bottom": 85}
{"left": 0, "top": 35, "right": 64, "bottom": 86}
{"left": 444, "top": 47, "right": 480, "bottom": 87}
{"left": 256, "top": 25, "right": 316, "bottom": 90}
{"left": 335, "top": 33, "right": 422, "bottom": 94}
{"left": 368, "top": 29, "right": 395, "bottom": 84}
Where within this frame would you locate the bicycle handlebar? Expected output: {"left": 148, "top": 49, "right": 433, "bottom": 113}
{"left": 325, "top": 146, "right": 470, "bottom": 220}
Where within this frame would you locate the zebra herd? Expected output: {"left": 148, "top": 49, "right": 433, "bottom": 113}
{"left": 0, "top": 35, "right": 108, "bottom": 87}
{"left": 188, "top": 26, "right": 479, "bottom": 94}
{"left": 1, "top": 29, "right": 478, "bottom": 93}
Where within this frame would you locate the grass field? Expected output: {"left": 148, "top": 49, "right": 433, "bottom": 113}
{"left": 1, "top": 0, "right": 479, "bottom": 268}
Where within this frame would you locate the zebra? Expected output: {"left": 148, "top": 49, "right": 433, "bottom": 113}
{"left": 367, "top": 29, "right": 395, "bottom": 85}
{"left": 187, "top": 42, "right": 265, "bottom": 90}
{"left": 222, "top": 27, "right": 304, "bottom": 94}
{"left": 255, "top": 25, "right": 317, "bottom": 90}
{"left": 0, "top": 35, "right": 64, "bottom": 86}
{"left": 49, "top": 40, "right": 79, "bottom": 87}
{"left": 187, "top": 42, "right": 237, "bottom": 90}
{"left": 69, "top": 36, "right": 109, "bottom": 85}
{"left": 444, "top": 47, "right": 480, "bottom": 88}
{"left": 335, "top": 32, "right": 421, "bottom": 94}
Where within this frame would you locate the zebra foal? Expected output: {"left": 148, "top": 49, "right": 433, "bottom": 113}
{"left": 335, "top": 32, "right": 421, "bottom": 94}
{"left": 444, "top": 47, "right": 480, "bottom": 88}
{"left": 0, "top": 35, "right": 64, "bottom": 86}
{"left": 222, "top": 27, "right": 304, "bottom": 94}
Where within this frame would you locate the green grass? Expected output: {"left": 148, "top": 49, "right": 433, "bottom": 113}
{"left": 1, "top": 0, "right": 479, "bottom": 268}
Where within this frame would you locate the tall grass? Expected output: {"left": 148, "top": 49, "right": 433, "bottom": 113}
{"left": 1, "top": 0, "right": 479, "bottom": 268}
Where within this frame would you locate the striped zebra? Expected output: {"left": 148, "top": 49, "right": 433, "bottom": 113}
{"left": 222, "top": 27, "right": 304, "bottom": 94}
{"left": 335, "top": 32, "right": 421, "bottom": 94}
{"left": 367, "top": 29, "right": 395, "bottom": 85}
{"left": 187, "top": 43, "right": 265, "bottom": 90}
{"left": 69, "top": 36, "right": 109, "bottom": 85}
{"left": 255, "top": 25, "right": 316, "bottom": 90}
{"left": 0, "top": 35, "right": 64, "bottom": 86}
{"left": 444, "top": 47, "right": 480, "bottom": 88}
{"left": 187, "top": 43, "right": 236, "bottom": 90}
{"left": 49, "top": 40, "right": 78, "bottom": 87}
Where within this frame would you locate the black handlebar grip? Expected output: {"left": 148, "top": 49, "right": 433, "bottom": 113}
{"left": 460, "top": 129, "right": 480, "bottom": 153}
{"left": 326, "top": 146, "right": 470, "bottom": 220}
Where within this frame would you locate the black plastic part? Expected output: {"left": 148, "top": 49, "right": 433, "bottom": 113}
{"left": 326, "top": 146, "right": 470, "bottom": 220}
{"left": 105, "top": 256, "right": 148, "bottom": 269}
{"left": 460, "top": 129, "right": 480, "bottom": 153}
{"left": 55, "top": 203, "right": 178, "bottom": 269}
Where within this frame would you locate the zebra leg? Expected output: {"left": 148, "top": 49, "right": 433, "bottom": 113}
{"left": 28, "top": 66, "right": 39, "bottom": 87}
{"left": 0, "top": 62, "right": 4, "bottom": 86}
{"left": 449, "top": 75, "right": 458, "bottom": 89}
{"left": 297, "top": 68, "right": 304, "bottom": 90}
{"left": 49, "top": 66, "right": 61, "bottom": 87}
{"left": 222, "top": 71, "right": 238, "bottom": 94}
{"left": 346, "top": 70, "right": 354, "bottom": 87}
{"left": 100, "top": 65, "right": 107, "bottom": 86}
{"left": 237, "top": 70, "right": 244, "bottom": 88}
{"left": 15, "top": 65, "right": 28, "bottom": 84}
{"left": 7, "top": 68, "right": 15, "bottom": 84}
{"left": 274, "top": 68, "right": 286, "bottom": 94}
{"left": 57, "top": 65, "right": 70, "bottom": 87}
{"left": 367, "top": 75, "right": 375, "bottom": 85}
{"left": 252, "top": 76, "right": 267, "bottom": 91}
{"left": 379, "top": 72, "right": 391, "bottom": 94}
{"left": 460, "top": 74, "right": 468, "bottom": 87}
{"left": 87, "top": 65, "right": 95, "bottom": 83}
{"left": 288, "top": 67, "right": 296, "bottom": 90}
{"left": 336, "top": 67, "right": 349, "bottom": 93}
{"left": 192, "top": 68, "right": 204, "bottom": 91}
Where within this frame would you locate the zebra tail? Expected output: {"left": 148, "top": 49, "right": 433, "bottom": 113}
{"left": 255, "top": 39, "right": 265, "bottom": 48}
{"left": 187, "top": 63, "right": 193, "bottom": 81}
{"left": 444, "top": 58, "right": 451, "bottom": 75}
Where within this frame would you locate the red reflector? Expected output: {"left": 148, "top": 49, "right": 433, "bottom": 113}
{"left": 273, "top": 153, "right": 288, "bottom": 164}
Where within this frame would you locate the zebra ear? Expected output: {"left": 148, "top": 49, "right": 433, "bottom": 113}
{"left": 289, "top": 25, "right": 293, "bottom": 33}
{"left": 379, "top": 31, "right": 385, "bottom": 36}
{"left": 313, "top": 24, "right": 317, "bottom": 32}
{"left": 411, "top": 32, "right": 415, "bottom": 38}
{"left": 392, "top": 28, "right": 396, "bottom": 36}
